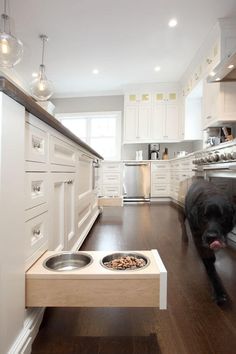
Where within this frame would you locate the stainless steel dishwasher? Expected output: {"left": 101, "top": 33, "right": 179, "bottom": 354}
{"left": 123, "top": 162, "right": 150, "bottom": 202}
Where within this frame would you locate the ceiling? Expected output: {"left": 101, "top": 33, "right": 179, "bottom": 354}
{"left": 4, "top": 0, "right": 236, "bottom": 97}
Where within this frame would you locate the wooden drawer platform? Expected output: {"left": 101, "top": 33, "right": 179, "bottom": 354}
{"left": 26, "top": 250, "right": 167, "bottom": 309}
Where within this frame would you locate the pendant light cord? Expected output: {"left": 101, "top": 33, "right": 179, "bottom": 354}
{"left": 41, "top": 37, "right": 45, "bottom": 65}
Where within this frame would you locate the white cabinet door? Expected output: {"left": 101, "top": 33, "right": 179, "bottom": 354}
{"left": 50, "top": 173, "right": 76, "bottom": 251}
{"left": 124, "top": 105, "right": 138, "bottom": 142}
{"left": 151, "top": 104, "right": 165, "bottom": 140}
{"left": 138, "top": 105, "right": 152, "bottom": 140}
{"left": 203, "top": 81, "right": 219, "bottom": 128}
{"left": 165, "top": 105, "right": 179, "bottom": 140}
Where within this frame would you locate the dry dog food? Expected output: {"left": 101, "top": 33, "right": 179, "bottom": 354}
{"left": 103, "top": 255, "right": 146, "bottom": 270}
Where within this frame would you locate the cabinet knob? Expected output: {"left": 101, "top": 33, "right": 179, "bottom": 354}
{"left": 206, "top": 58, "right": 212, "bottom": 64}
{"left": 33, "top": 229, "right": 41, "bottom": 236}
{"left": 67, "top": 179, "right": 73, "bottom": 184}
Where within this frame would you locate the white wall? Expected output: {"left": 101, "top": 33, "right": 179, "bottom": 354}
{"left": 122, "top": 142, "right": 194, "bottom": 160}
{"left": 52, "top": 95, "right": 124, "bottom": 114}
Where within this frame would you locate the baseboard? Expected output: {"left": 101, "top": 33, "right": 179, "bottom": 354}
{"left": 8, "top": 308, "right": 44, "bottom": 354}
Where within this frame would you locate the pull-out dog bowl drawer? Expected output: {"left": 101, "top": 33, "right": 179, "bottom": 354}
{"left": 26, "top": 250, "right": 167, "bottom": 309}
{"left": 43, "top": 252, "right": 93, "bottom": 271}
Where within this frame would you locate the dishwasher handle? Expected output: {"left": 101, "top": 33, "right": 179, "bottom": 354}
{"left": 124, "top": 163, "right": 149, "bottom": 166}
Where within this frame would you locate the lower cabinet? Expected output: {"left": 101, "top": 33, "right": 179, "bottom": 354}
{"left": 50, "top": 172, "right": 77, "bottom": 251}
{"left": 77, "top": 153, "right": 99, "bottom": 248}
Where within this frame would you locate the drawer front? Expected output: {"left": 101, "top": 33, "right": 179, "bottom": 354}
{"left": 151, "top": 172, "right": 170, "bottom": 183}
{"left": 103, "top": 172, "right": 121, "bottom": 185}
{"left": 50, "top": 135, "right": 76, "bottom": 166}
{"left": 25, "top": 123, "right": 48, "bottom": 163}
{"left": 103, "top": 185, "right": 121, "bottom": 197}
{"left": 102, "top": 163, "right": 121, "bottom": 173}
{"left": 151, "top": 163, "right": 170, "bottom": 172}
{"left": 25, "top": 173, "right": 49, "bottom": 210}
{"left": 151, "top": 184, "right": 170, "bottom": 197}
{"left": 25, "top": 211, "right": 49, "bottom": 264}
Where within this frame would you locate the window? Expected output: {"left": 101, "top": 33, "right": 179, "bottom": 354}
{"left": 56, "top": 111, "right": 121, "bottom": 160}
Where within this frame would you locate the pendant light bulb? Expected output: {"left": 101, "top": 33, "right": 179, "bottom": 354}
{"left": 30, "top": 35, "right": 54, "bottom": 101}
{"left": 0, "top": 1, "right": 23, "bottom": 68}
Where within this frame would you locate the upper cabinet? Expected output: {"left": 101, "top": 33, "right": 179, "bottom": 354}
{"left": 123, "top": 93, "right": 152, "bottom": 142}
{"left": 123, "top": 89, "right": 179, "bottom": 143}
{"left": 151, "top": 91, "right": 179, "bottom": 141}
{"left": 202, "top": 81, "right": 236, "bottom": 129}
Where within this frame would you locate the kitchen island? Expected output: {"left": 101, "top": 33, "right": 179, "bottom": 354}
{"left": 0, "top": 76, "right": 102, "bottom": 354}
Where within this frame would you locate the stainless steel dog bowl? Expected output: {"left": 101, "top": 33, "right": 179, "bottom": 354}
{"left": 101, "top": 252, "right": 150, "bottom": 271}
{"left": 43, "top": 252, "right": 93, "bottom": 271}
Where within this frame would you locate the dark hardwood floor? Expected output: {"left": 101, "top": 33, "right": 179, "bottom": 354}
{"left": 32, "top": 204, "right": 236, "bottom": 354}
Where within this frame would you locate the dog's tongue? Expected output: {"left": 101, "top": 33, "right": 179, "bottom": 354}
{"left": 209, "top": 240, "right": 225, "bottom": 250}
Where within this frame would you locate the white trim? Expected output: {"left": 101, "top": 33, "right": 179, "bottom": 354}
{"left": 151, "top": 249, "right": 167, "bottom": 310}
{"left": 8, "top": 308, "right": 45, "bottom": 354}
{"left": 71, "top": 209, "right": 100, "bottom": 251}
{"left": 55, "top": 111, "right": 122, "bottom": 160}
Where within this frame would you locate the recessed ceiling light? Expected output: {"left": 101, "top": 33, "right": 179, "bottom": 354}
{"left": 228, "top": 64, "right": 234, "bottom": 69}
{"left": 154, "top": 66, "right": 161, "bottom": 72}
{"left": 168, "top": 18, "right": 178, "bottom": 28}
{"left": 32, "top": 72, "right": 38, "bottom": 77}
{"left": 92, "top": 69, "right": 99, "bottom": 74}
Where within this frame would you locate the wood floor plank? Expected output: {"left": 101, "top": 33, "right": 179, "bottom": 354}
{"left": 32, "top": 204, "right": 236, "bottom": 354}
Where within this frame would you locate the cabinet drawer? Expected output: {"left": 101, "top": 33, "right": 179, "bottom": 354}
{"left": 50, "top": 135, "right": 76, "bottom": 166}
{"left": 103, "top": 185, "right": 121, "bottom": 197}
{"left": 151, "top": 184, "right": 170, "bottom": 197}
{"left": 25, "top": 173, "right": 49, "bottom": 210}
{"left": 151, "top": 173, "right": 170, "bottom": 183}
{"left": 25, "top": 210, "right": 49, "bottom": 269}
{"left": 25, "top": 122, "right": 48, "bottom": 163}
{"left": 103, "top": 172, "right": 121, "bottom": 184}
{"left": 151, "top": 163, "right": 170, "bottom": 172}
{"left": 102, "top": 163, "right": 121, "bottom": 172}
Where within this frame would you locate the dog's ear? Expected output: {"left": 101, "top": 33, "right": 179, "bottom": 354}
{"left": 189, "top": 205, "right": 200, "bottom": 230}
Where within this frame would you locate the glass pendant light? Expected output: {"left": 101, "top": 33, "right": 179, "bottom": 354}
{"left": 30, "top": 34, "right": 53, "bottom": 101}
{"left": 0, "top": 0, "right": 23, "bottom": 68}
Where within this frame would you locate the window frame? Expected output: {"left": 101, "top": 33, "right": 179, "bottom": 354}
{"left": 56, "top": 111, "right": 122, "bottom": 160}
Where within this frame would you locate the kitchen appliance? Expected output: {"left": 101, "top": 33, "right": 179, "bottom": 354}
{"left": 123, "top": 162, "right": 150, "bottom": 202}
{"left": 148, "top": 143, "right": 160, "bottom": 160}
{"left": 193, "top": 140, "right": 236, "bottom": 247}
{"left": 207, "top": 48, "right": 236, "bottom": 83}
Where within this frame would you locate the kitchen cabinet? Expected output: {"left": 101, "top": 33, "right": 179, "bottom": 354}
{"left": 151, "top": 162, "right": 170, "bottom": 198}
{"left": 202, "top": 81, "right": 236, "bottom": 129}
{"left": 124, "top": 93, "right": 152, "bottom": 142}
{"left": 77, "top": 153, "right": 100, "bottom": 248}
{"left": 99, "top": 161, "right": 123, "bottom": 197}
{"left": 124, "top": 90, "right": 179, "bottom": 143}
{"left": 50, "top": 172, "right": 76, "bottom": 251}
{"left": 151, "top": 91, "right": 179, "bottom": 141}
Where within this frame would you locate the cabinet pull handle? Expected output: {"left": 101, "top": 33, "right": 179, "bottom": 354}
{"left": 33, "top": 185, "right": 41, "bottom": 192}
{"left": 33, "top": 141, "right": 41, "bottom": 149}
{"left": 67, "top": 180, "right": 73, "bottom": 184}
{"left": 33, "top": 229, "right": 41, "bottom": 236}
{"left": 206, "top": 115, "right": 212, "bottom": 120}
{"left": 206, "top": 58, "right": 212, "bottom": 64}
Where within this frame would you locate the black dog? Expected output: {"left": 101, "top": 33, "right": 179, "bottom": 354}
{"left": 182, "top": 179, "right": 235, "bottom": 305}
